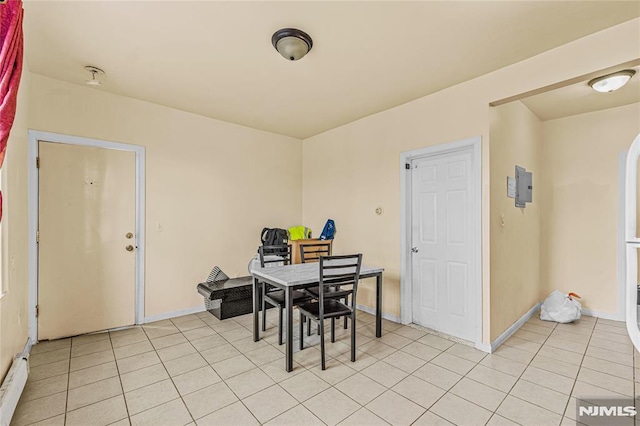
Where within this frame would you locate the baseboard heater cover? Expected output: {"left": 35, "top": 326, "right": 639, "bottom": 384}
{"left": 0, "top": 340, "right": 31, "bottom": 426}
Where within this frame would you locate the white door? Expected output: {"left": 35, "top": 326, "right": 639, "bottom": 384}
{"left": 411, "top": 149, "right": 475, "bottom": 341}
{"left": 38, "top": 141, "right": 137, "bottom": 340}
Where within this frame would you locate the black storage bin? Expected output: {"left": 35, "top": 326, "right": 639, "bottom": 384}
{"left": 197, "top": 276, "right": 258, "bottom": 320}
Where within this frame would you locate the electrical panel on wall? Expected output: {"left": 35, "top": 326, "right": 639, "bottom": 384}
{"left": 515, "top": 165, "right": 533, "bottom": 208}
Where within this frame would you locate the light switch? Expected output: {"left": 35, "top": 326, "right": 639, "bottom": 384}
{"left": 507, "top": 177, "right": 516, "bottom": 198}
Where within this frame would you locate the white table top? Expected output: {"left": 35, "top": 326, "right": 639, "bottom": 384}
{"left": 251, "top": 262, "right": 384, "bottom": 287}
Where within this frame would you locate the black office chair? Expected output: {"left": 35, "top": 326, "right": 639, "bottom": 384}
{"left": 297, "top": 254, "right": 363, "bottom": 370}
{"left": 301, "top": 243, "right": 352, "bottom": 333}
{"left": 259, "top": 245, "right": 312, "bottom": 345}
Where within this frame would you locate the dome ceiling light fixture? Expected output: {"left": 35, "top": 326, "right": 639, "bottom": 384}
{"left": 85, "top": 66, "right": 105, "bottom": 86}
{"left": 588, "top": 69, "right": 635, "bottom": 93}
{"left": 272, "top": 28, "right": 313, "bottom": 61}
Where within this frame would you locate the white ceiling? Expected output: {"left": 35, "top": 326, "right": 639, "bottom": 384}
{"left": 23, "top": 1, "right": 640, "bottom": 139}
{"left": 521, "top": 66, "right": 640, "bottom": 121}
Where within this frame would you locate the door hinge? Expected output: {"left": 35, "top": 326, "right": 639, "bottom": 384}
{"left": 36, "top": 230, "right": 39, "bottom": 244}
{"left": 36, "top": 156, "right": 40, "bottom": 168}
{"left": 405, "top": 163, "right": 410, "bottom": 170}
{"left": 36, "top": 304, "right": 39, "bottom": 317}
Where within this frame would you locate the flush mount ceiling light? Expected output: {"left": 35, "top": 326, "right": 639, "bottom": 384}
{"left": 272, "top": 28, "right": 313, "bottom": 61}
{"left": 588, "top": 69, "right": 635, "bottom": 93}
{"left": 85, "top": 66, "right": 105, "bottom": 86}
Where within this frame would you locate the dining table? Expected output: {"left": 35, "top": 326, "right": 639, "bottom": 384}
{"left": 251, "top": 261, "right": 385, "bottom": 372}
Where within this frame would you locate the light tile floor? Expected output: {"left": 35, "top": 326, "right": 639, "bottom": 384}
{"left": 11, "top": 311, "right": 637, "bottom": 426}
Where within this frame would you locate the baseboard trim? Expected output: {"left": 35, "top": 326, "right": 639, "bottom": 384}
{"left": 143, "top": 306, "right": 206, "bottom": 324}
{"left": 582, "top": 309, "right": 623, "bottom": 322}
{"left": 20, "top": 338, "right": 32, "bottom": 359}
{"left": 356, "top": 304, "right": 401, "bottom": 323}
{"left": 475, "top": 342, "right": 492, "bottom": 353}
{"left": 490, "top": 302, "right": 541, "bottom": 353}
{"left": 0, "top": 338, "right": 32, "bottom": 426}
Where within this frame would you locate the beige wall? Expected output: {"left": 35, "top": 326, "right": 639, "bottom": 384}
{"left": 29, "top": 74, "right": 302, "bottom": 318}
{"left": 302, "top": 19, "right": 640, "bottom": 344}
{"left": 302, "top": 86, "right": 489, "bottom": 323}
{"left": 1, "top": 68, "right": 30, "bottom": 380}
{"left": 540, "top": 102, "right": 640, "bottom": 315}
{"left": 489, "top": 102, "right": 542, "bottom": 340}
{"left": 0, "top": 19, "right": 636, "bottom": 369}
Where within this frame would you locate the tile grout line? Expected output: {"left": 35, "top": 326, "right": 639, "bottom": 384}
{"left": 140, "top": 320, "right": 198, "bottom": 424}
{"left": 167, "top": 314, "right": 323, "bottom": 422}
{"left": 25, "top": 312, "right": 615, "bottom": 426}
{"left": 250, "top": 310, "right": 377, "bottom": 424}
{"left": 266, "top": 312, "right": 399, "bottom": 425}
{"left": 389, "top": 329, "right": 476, "bottom": 424}
{"left": 107, "top": 329, "right": 132, "bottom": 425}
{"left": 192, "top": 321, "right": 271, "bottom": 426}
{"left": 557, "top": 318, "right": 598, "bottom": 424}
{"left": 63, "top": 338, "right": 72, "bottom": 425}
{"left": 485, "top": 317, "right": 561, "bottom": 425}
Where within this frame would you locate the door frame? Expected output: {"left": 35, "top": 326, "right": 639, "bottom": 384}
{"left": 27, "top": 130, "right": 146, "bottom": 342}
{"left": 400, "top": 136, "right": 482, "bottom": 349}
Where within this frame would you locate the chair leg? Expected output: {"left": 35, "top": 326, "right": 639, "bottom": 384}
{"left": 344, "top": 296, "right": 349, "bottom": 329}
{"left": 261, "top": 284, "right": 266, "bottom": 332}
{"left": 278, "top": 306, "right": 284, "bottom": 346}
{"left": 351, "top": 314, "right": 356, "bottom": 362}
{"left": 331, "top": 318, "right": 335, "bottom": 343}
{"left": 320, "top": 320, "right": 326, "bottom": 370}
{"left": 307, "top": 316, "right": 311, "bottom": 336}
{"left": 299, "top": 312, "right": 304, "bottom": 350}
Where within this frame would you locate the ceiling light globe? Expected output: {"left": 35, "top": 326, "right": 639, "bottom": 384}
{"left": 276, "top": 37, "right": 309, "bottom": 61}
{"left": 272, "top": 28, "right": 313, "bottom": 62}
{"left": 589, "top": 70, "right": 635, "bottom": 93}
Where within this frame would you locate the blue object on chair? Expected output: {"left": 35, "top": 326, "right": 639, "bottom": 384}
{"left": 319, "top": 219, "right": 336, "bottom": 240}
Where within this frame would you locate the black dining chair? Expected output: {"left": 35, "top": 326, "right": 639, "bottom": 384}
{"left": 258, "top": 245, "right": 313, "bottom": 345}
{"left": 301, "top": 243, "right": 352, "bottom": 333}
{"left": 297, "top": 254, "right": 362, "bottom": 370}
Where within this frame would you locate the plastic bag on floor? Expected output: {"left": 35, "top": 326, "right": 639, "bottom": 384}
{"left": 540, "top": 291, "right": 582, "bottom": 323}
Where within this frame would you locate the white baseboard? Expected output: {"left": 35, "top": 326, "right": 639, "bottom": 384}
{"left": 356, "top": 304, "right": 401, "bottom": 323}
{"left": 20, "top": 338, "right": 32, "bottom": 358}
{"left": 0, "top": 338, "right": 32, "bottom": 426}
{"left": 475, "top": 342, "right": 492, "bottom": 353}
{"left": 490, "top": 302, "right": 541, "bottom": 353}
{"left": 143, "top": 306, "right": 206, "bottom": 324}
{"left": 581, "top": 309, "right": 623, "bottom": 322}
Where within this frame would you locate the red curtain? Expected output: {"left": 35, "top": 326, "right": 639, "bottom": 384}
{"left": 0, "top": 0, "right": 24, "bottom": 222}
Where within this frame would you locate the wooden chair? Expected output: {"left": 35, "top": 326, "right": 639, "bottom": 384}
{"left": 258, "top": 245, "right": 312, "bottom": 345}
{"left": 297, "top": 254, "right": 363, "bottom": 370}
{"left": 299, "top": 242, "right": 332, "bottom": 263}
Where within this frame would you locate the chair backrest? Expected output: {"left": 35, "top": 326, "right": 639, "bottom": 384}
{"left": 318, "top": 254, "right": 362, "bottom": 313}
{"left": 300, "top": 243, "right": 332, "bottom": 263}
{"left": 258, "top": 245, "right": 292, "bottom": 267}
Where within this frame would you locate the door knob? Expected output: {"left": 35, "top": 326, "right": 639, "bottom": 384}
{"left": 411, "top": 247, "right": 419, "bottom": 253}
{"left": 125, "top": 245, "right": 134, "bottom": 252}
{"left": 125, "top": 232, "right": 134, "bottom": 239}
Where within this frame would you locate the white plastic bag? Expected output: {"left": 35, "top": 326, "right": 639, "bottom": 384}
{"left": 247, "top": 255, "right": 285, "bottom": 274}
{"left": 540, "top": 291, "right": 582, "bottom": 323}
